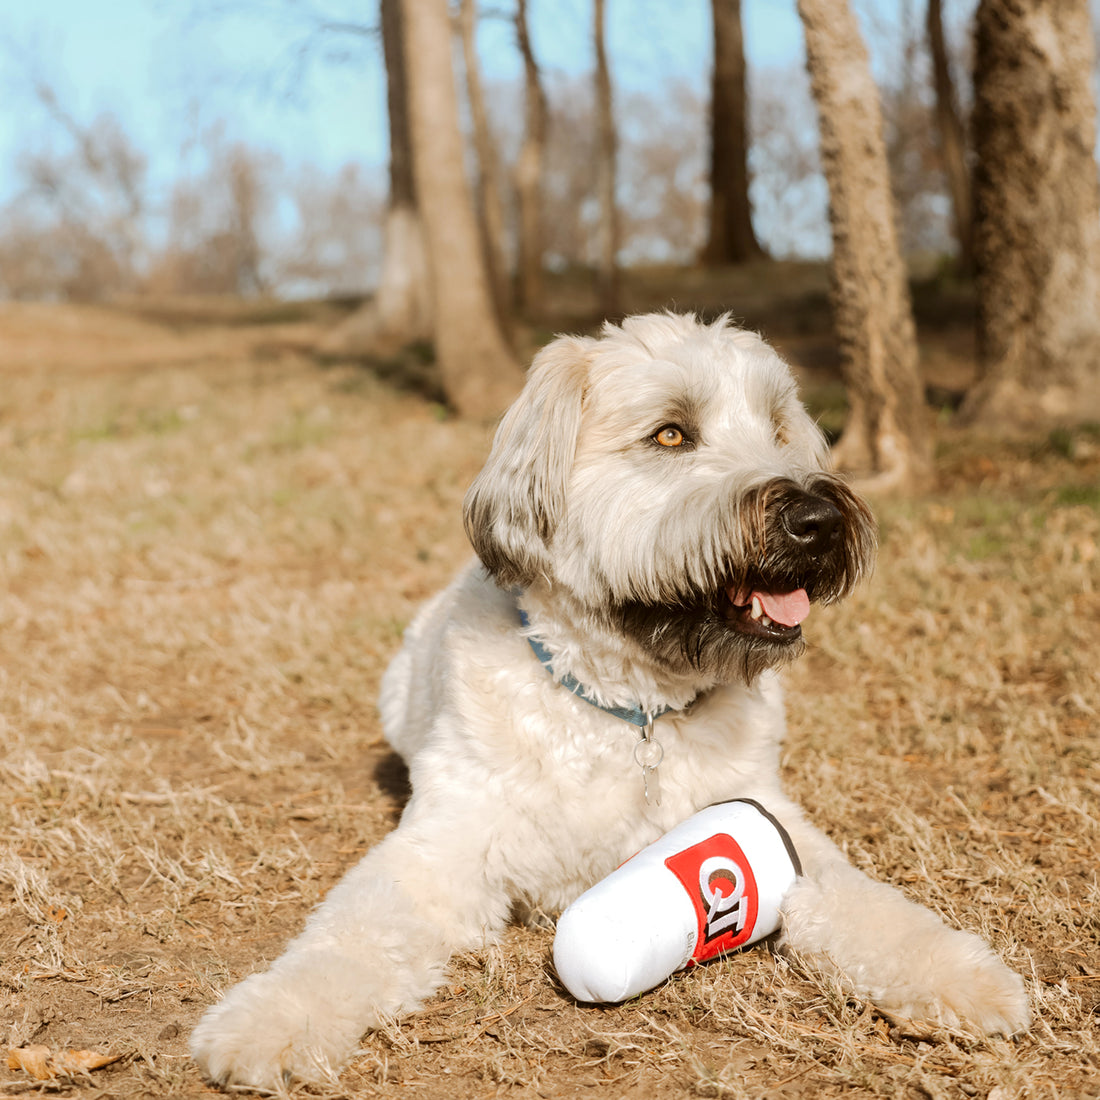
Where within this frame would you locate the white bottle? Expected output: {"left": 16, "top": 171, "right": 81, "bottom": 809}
{"left": 553, "top": 799, "right": 801, "bottom": 1003}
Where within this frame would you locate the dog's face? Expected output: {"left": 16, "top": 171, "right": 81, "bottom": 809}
{"left": 464, "top": 313, "right": 876, "bottom": 684}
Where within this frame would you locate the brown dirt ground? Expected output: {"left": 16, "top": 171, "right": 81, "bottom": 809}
{"left": 1, "top": 281, "right": 1098, "bottom": 1099}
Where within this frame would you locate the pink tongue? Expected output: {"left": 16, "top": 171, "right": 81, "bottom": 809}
{"left": 729, "top": 586, "right": 811, "bottom": 627}
{"left": 757, "top": 588, "right": 810, "bottom": 626}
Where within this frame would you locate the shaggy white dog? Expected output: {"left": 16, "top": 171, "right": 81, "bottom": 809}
{"left": 190, "top": 313, "right": 1029, "bottom": 1091}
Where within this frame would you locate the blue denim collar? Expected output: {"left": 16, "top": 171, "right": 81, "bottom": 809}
{"left": 517, "top": 606, "right": 674, "bottom": 728}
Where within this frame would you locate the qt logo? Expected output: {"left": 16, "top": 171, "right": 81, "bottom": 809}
{"left": 665, "top": 833, "right": 760, "bottom": 964}
{"left": 698, "top": 855, "right": 748, "bottom": 941}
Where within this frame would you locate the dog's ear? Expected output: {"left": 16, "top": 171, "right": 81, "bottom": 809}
{"left": 463, "top": 335, "right": 592, "bottom": 588}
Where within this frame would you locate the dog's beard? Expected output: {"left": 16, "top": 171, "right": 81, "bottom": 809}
{"left": 610, "top": 477, "right": 875, "bottom": 685}
{"left": 615, "top": 599, "right": 807, "bottom": 684}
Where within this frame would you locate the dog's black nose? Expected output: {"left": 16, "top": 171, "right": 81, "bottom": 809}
{"left": 781, "top": 495, "right": 842, "bottom": 555}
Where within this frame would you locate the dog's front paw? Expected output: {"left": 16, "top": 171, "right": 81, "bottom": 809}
{"left": 782, "top": 868, "right": 1030, "bottom": 1038}
{"left": 190, "top": 968, "right": 360, "bottom": 1091}
{"left": 891, "top": 924, "right": 1030, "bottom": 1037}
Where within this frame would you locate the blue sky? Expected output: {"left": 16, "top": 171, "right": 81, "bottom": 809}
{"left": 0, "top": 0, "right": 837, "bottom": 205}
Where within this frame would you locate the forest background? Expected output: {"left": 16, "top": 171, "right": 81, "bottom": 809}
{"left": 0, "top": 0, "right": 932, "bottom": 300}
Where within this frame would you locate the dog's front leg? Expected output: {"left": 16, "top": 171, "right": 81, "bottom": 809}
{"left": 190, "top": 793, "right": 509, "bottom": 1091}
{"left": 768, "top": 800, "right": 1029, "bottom": 1037}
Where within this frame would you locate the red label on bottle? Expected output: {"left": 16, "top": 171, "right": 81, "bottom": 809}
{"left": 664, "top": 833, "right": 759, "bottom": 963}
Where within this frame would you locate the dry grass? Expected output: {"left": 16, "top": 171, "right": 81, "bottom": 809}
{"left": 0, "top": 300, "right": 1097, "bottom": 1099}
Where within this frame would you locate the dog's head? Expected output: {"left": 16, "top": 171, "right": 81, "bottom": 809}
{"left": 464, "top": 312, "right": 876, "bottom": 683}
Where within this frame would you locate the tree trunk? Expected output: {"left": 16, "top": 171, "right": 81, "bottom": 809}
{"left": 593, "top": 0, "right": 620, "bottom": 317}
{"left": 321, "top": 0, "right": 430, "bottom": 358}
{"left": 797, "top": 0, "right": 931, "bottom": 492}
{"left": 458, "top": 0, "right": 512, "bottom": 322}
{"left": 926, "top": 0, "right": 973, "bottom": 272}
{"left": 514, "top": 0, "right": 547, "bottom": 315}
{"left": 226, "top": 148, "right": 267, "bottom": 296}
{"left": 963, "top": 0, "right": 1100, "bottom": 429}
{"left": 401, "top": 0, "right": 523, "bottom": 418}
{"left": 701, "top": 0, "right": 763, "bottom": 264}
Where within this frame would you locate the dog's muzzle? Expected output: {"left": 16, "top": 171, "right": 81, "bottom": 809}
{"left": 721, "top": 488, "right": 847, "bottom": 644}
{"left": 614, "top": 476, "right": 875, "bottom": 682}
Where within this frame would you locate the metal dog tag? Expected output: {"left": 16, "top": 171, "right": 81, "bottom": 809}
{"left": 633, "top": 721, "right": 664, "bottom": 806}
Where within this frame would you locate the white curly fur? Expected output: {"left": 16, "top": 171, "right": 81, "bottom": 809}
{"left": 190, "top": 314, "right": 1028, "bottom": 1091}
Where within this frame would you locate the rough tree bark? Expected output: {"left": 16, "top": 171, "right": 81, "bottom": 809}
{"left": 797, "top": 0, "right": 931, "bottom": 492}
{"left": 701, "top": 0, "right": 763, "bottom": 264}
{"left": 401, "top": 0, "right": 523, "bottom": 418}
{"left": 321, "top": 0, "right": 430, "bottom": 358}
{"left": 593, "top": 0, "right": 620, "bottom": 317}
{"left": 514, "top": 0, "right": 548, "bottom": 314}
{"left": 458, "top": 0, "right": 512, "bottom": 321}
{"left": 926, "top": 0, "right": 972, "bottom": 271}
{"left": 963, "top": 0, "right": 1100, "bottom": 429}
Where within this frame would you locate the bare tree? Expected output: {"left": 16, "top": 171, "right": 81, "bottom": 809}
{"left": 797, "top": 0, "right": 931, "bottom": 491}
{"left": 748, "top": 63, "right": 829, "bottom": 259}
{"left": 538, "top": 77, "right": 597, "bottom": 270}
{"left": 593, "top": 0, "right": 620, "bottom": 316}
{"left": 15, "top": 83, "right": 149, "bottom": 299}
{"left": 839, "top": 5, "right": 961, "bottom": 259}
{"left": 401, "top": 0, "right": 523, "bottom": 417}
{"left": 963, "top": 0, "right": 1100, "bottom": 428}
{"left": 270, "top": 163, "right": 384, "bottom": 297}
{"left": 701, "top": 0, "right": 762, "bottom": 264}
{"left": 617, "top": 82, "right": 709, "bottom": 263}
{"left": 321, "top": 0, "right": 430, "bottom": 358}
{"left": 458, "top": 0, "right": 512, "bottom": 320}
{"left": 513, "top": 0, "right": 548, "bottom": 314}
{"left": 224, "top": 146, "right": 269, "bottom": 295}
{"left": 144, "top": 132, "right": 278, "bottom": 296}
{"left": 926, "top": 0, "right": 972, "bottom": 271}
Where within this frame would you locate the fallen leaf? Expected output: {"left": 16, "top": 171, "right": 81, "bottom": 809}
{"left": 6, "top": 1044, "right": 53, "bottom": 1079}
{"left": 6, "top": 1044, "right": 127, "bottom": 1079}
{"left": 56, "top": 1049, "right": 127, "bottom": 1074}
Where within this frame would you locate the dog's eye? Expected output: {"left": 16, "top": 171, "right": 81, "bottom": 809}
{"left": 654, "top": 425, "right": 686, "bottom": 448}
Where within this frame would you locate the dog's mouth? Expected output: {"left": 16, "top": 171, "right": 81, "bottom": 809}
{"left": 720, "top": 583, "right": 809, "bottom": 643}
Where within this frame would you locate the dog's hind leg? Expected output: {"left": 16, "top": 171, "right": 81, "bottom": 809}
{"left": 189, "top": 787, "right": 511, "bottom": 1091}
{"left": 378, "top": 643, "right": 413, "bottom": 751}
{"left": 767, "top": 801, "right": 1030, "bottom": 1037}
{"left": 377, "top": 579, "right": 467, "bottom": 762}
